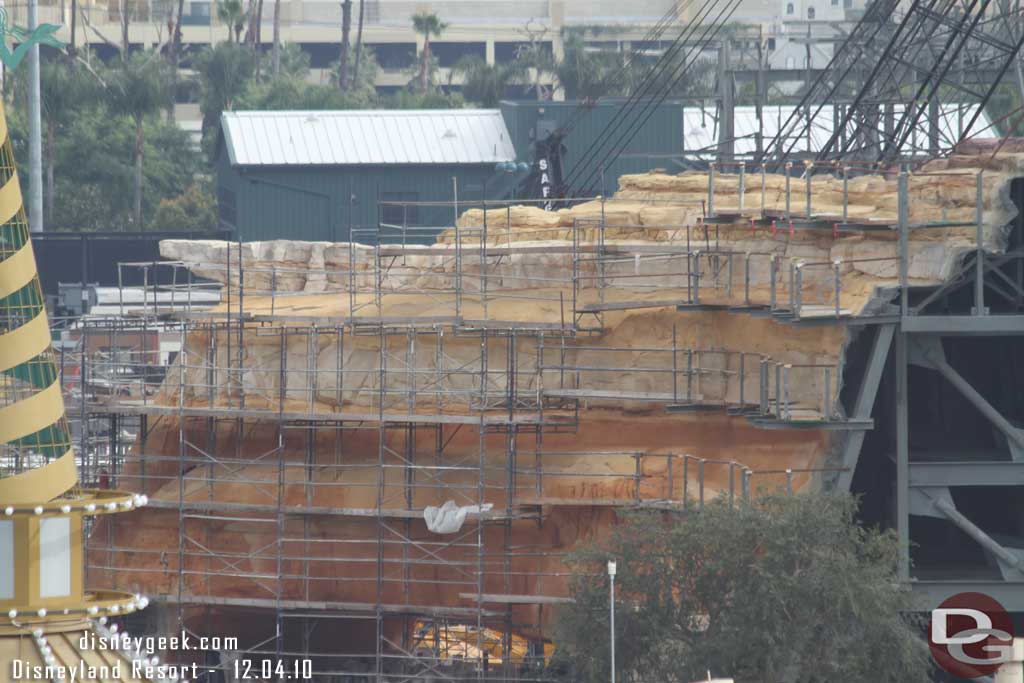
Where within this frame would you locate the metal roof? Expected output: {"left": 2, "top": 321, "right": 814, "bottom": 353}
{"left": 221, "top": 110, "right": 517, "bottom": 166}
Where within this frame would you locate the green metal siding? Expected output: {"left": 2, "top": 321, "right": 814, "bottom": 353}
{"left": 500, "top": 100, "right": 684, "bottom": 197}
{"left": 217, "top": 142, "right": 499, "bottom": 243}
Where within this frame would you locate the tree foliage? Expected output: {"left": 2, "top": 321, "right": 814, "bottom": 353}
{"left": 151, "top": 182, "right": 218, "bottom": 231}
{"left": 452, "top": 56, "right": 525, "bottom": 107}
{"left": 194, "top": 43, "right": 256, "bottom": 152}
{"left": 411, "top": 11, "right": 447, "bottom": 92}
{"left": 106, "top": 51, "right": 171, "bottom": 227}
{"left": 328, "top": 44, "right": 379, "bottom": 98}
{"left": 553, "top": 494, "right": 933, "bottom": 682}
{"left": 7, "top": 57, "right": 209, "bottom": 231}
{"left": 259, "top": 42, "right": 311, "bottom": 81}
{"left": 216, "top": 0, "right": 249, "bottom": 44}
{"left": 556, "top": 32, "right": 628, "bottom": 100}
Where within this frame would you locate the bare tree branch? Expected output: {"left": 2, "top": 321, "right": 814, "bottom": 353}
{"left": 78, "top": 4, "right": 120, "bottom": 50}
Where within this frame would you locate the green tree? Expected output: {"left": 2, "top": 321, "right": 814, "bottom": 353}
{"left": 260, "top": 42, "right": 310, "bottom": 81}
{"left": 385, "top": 89, "right": 464, "bottom": 109}
{"left": 106, "top": 52, "right": 171, "bottom": 229}
{"left": 516, "top": 41, "right": 556, "bottom": 100}
{"left": 240, "top": 77, "right": 369, "bottom": 110}
{"left": 352, "top": 0, "right": 366, "bottom": 87}
{"left": 338, "top": 0, "right": 353, "bottom": 89}
{"left": 217, "top": 0, "right": 249, "bottom": 44}
{"left": 328, "top": 44, "right": 379, "bottom": 98}
{"left": 452, "top": 55, "right": 525, "bottom": 107}
{"left": 553, "top": 494, "right": 932, "bottom": 682}
{"left": 411, "top": 11, "right": 447, "bottom": 92}
{"left": 19, "top": 59, "right": 99, "bottom": 224}
{"left": 194, "top": 43, "right": 256, "bottom": 151}
{"left": 555, "top": 32, "right": 626, "bottom": 100}
{"left": 151, "top": 183, "right": 218, "bottom": 231}
{"left": 7, "top": 101, "right": 205, "bottom": 231}
{"left": 271, "top": 0, "right": 283, "bottom": 75}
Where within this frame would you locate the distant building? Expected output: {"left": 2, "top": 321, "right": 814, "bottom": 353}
{"left": 216, "top": 101, "right": 686, "bottom": 241}
{"left": 216, "top": 109, "right": 519, "bottom": 241}
{"left": 25, "top": 0, "right": 868, "bottom": 134}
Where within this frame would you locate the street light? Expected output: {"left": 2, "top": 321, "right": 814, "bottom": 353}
{"left": 608, "top": 559, "right": 617, "bottom": 683}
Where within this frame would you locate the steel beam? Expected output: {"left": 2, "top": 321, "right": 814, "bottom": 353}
{"left": 911, "top": 337, "right": 1024, "bottom": 457}
{"left": 896, "top": 323, "right": 910, "bottom": 580}
{"left": 910, "top": 460, "right": 1024, "bottom": 487}
{"left": 901, "top": 315, "right": 1024, "bottom": 334}
{"left": 836, "top": 324, "right": 896, "bottom": 491}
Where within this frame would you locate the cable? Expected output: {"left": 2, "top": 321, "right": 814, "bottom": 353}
{"left": 558, "top": 0, "right": 701, "bottom": 139}
{"left": 562, "top": 0, "right": 725, "bottom": 190}
{"left": 566, "top": 0, "right": 744, "bottom": 196}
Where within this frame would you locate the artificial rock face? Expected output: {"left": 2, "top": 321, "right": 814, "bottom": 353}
{"left": 95, "top": 152, "right": 1023, "bottom": 654}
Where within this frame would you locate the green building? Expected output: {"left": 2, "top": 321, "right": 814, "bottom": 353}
{"left": 499, "top": 99, "right": 685, "bottom": 198}
{"left": 216, "top": 101, "right": 686, "bottom": 242}
{"left": 216, "top": 109, "right": 519, "bottom": 242}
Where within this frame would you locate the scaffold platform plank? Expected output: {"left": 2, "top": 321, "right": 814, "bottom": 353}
{"left": 376, "top": 244, "right": 599, "bottom": 257}
{"left": 460, "top": 319, "right": 573, "bottom": 330}
{"left": 163, "top": 594, "right": 505, "bottom": 617}
{"left": 516, "top": 497, "right": 640, "bottom": 507}
{"left": 577, "top": 300, "right": 682, "bottom": 312}
{"left": 793, "top": 305, "right": 854, "bottom": 319}
{"left": 676, "top": 302, "right": 730, "bottom": 311}
{"left": 458, "top": 593, "right": 575, "bottom": 605}
{"left": 144, "top": 498, "right": 522, "bottom": 520}
{"left": 85, "top": 401, "right": 575, "bottom": 426}
{"left": 542, "top": 388, "right": 679, "bottom": 402}
{"left": 665, "top": 401, "right": 731, "bottom": 413}
{"left": 747, "top": 414, "right": 874, "bottom": 431}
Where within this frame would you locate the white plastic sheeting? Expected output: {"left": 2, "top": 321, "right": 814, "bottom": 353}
{"left": 681, "top": 104, "right": 996, "bottom": 157}
{"left": 423, "top": 500, "right": 494, "bottom": 534}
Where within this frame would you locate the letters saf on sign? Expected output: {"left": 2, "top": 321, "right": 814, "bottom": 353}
{"left": 930, "top": 592, "right": 1014, "bottom": 678}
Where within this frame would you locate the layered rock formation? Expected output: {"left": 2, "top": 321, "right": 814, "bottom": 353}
{"left": 95, "top": 153, "right": 1023, "bottom": 658}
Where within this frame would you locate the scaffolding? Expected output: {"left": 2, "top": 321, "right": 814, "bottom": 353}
{"left": 60, "top": 165, "right": 1011, "bottom": 677}
{"left": 64, "top": 311, "right": 831, "bottom": 681}
{"left": 57, "top": 210, "right": 862, "bottom": 679}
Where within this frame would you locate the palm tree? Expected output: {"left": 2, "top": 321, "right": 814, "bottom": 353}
{"left": 555, "top": 32, "right": 626, "bottom": 100}
{"left": 338, "top": 0, "right": 352, "bottom": 89}
{"left": 352, "top": 0, "right": 365, "bottom": 85}
{"left": 516, "top": 42, "right": 556, "bottom": 100}
{"left": 167, "top": 0, "right": 187, "bottom": 120}
{"left": 411, "top": 11, "right": 446, "bottom": 92}
{"left": 452, "top": 56, "right": 525, "bottom": 107}
{"left": 271, "top": 0, "right": 282, "bottom": 75}
{"left": 217, "top": 0, "right": 249, "bottom": 43}
{"left": 194, "top": 43, "right": 256, "bottom": 150}
{"left": 108, "top": 52, "right": 169, "bottom": 228}
{"left": 39, "top": 60, "right": 95, "bottom": 223}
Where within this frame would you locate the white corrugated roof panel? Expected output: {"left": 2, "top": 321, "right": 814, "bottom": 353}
{"left": 682, "top": 104, "right": 995, "bottom": 157}
{"left": 221, "top": 110, "right": 517, "bottom": 166}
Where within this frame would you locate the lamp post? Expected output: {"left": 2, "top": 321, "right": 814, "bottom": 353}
{"left": 608, "top": 559, "right": 617, "bottom": 683}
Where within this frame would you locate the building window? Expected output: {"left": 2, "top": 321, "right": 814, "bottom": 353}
{"left": 39, "top": 517, "right": 71, "bottom": 598}
{"left": 785, "top": 56, "right": 796, "bottom": 69}
{"left": 767, "top": 37, "right": 776, "bottom": 50}
{"left": 832, "top": 0, "right": 839, "bottom": 6}
{"left": 218, "top": 186, "right": 237, "bottom": 227}
{"left": 381, "top": 192, "right": 419, "bottom": 226}
{"left": 786, "top": 2, "right": 794, "bottom": 13}
{"left": 807, "top": 6, "right": 816, "bottom": 17}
